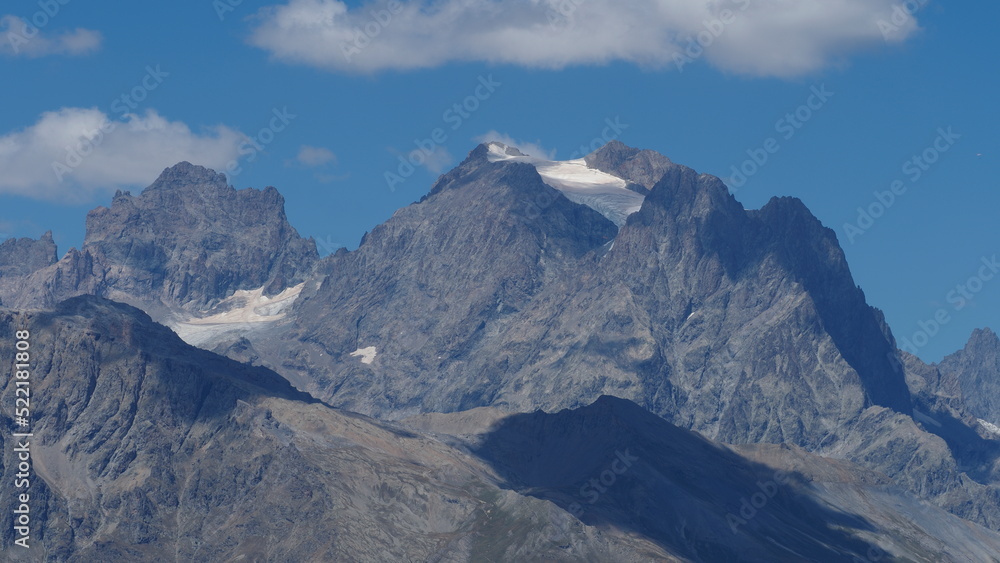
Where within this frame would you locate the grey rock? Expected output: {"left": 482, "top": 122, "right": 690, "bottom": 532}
{"left": 0, "top": 231, "right": 58, "bottom": 306}
{"left": 939, "top": 328, "right": 1000, "bottom": 425}
{"left": 0, "top": 297, "right": 677, "bottom": 562}
{"left": 0, "top": 231, "right": 57, "bottom": 278}
{"left": 5, "top": 144, "right": 1000, "bottom": 549}
{"left": 272, "top": 144, "right": 911, "bottom": 441}
{"left": 408, "top": 396, "right": 1000, "bottom": 562}
{"left": 7, "top": 162, "right": 318, "bottom": 315}
{"left": 244, "top": 143, "right": 1000, "bottom": 532}
{"left": 584, "top": 139, "right": 675, "bottom": 194}
{"left": 4, "top": 297, "right": 996, "bottom": 561}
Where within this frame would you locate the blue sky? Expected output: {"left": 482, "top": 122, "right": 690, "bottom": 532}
{"left": 0, "top": 0, "right": 996, "bottom": 362}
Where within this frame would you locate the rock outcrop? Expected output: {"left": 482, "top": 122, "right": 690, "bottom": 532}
{"left": 8, "top": 163, "right": 318, "bottom": 316}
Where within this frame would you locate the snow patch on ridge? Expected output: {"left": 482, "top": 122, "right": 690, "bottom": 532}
{"left": 351, "top": 346, "right": 377, "bottom": 364}
{"left": 486, "top": 142, "right": 644, "bottom": 226}
{"left": 979, "top": 419, "right": 1000, "bottom": 436}
{"left": 170, "top": 282, "right": 305, "bottom": 347}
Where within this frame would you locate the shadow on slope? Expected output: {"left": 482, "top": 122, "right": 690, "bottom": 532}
{"left": 472, "top": 396, "right": 883, "bottom": 562}
{"left": 916, "top": 405, "right": 1000, "bottom": 484}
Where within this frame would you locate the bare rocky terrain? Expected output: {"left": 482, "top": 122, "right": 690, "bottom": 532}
{"left": 2, "top": 142, "right": 1000, "bottom": 560}
{"left": 0, "top": 298, "right": 675, "bottom": 561}
{"left": 0, "top": 162, "right": 317, "bottom": 317}
{"left": 2, "top": 298, "right": 999, "bottom": 560}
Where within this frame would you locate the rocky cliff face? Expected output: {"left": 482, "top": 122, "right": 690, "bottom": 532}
{"left": 3, "top": 145, "right": 1000, "bottom": 557}
{"left": 276, "top": 145, "right": 619, "bottom": 415}
{"left": 269, "top": 143, "right": 911, "bottom": 450}
{"left": 2, "top": 298, "right": 996, "bottom": 561}
{"left": 0, "top": 232, "right": 58, "bottom": 306}
{"left": 407, "top": 396, "right": 1000, "bottom": 562}
{"left": 0, "top": 232, "right": 57, "bottom": 278}
{"left": 584, "top": 139, "right": 675, "bottom": 194}
{"left": 939, "top": 328, "right": 1000, "bottom": 425}
{"left": 234, "top": 142, "right": 1000, "bottom": 533}
{"left": 0, "top": 297, "right": 680, "bottom": 561}
{"left": 8, "top": 162, "right": 318, "bottom": 315}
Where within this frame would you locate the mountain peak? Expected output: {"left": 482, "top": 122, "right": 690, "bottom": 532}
{"left": 586, "top": 139, "right": 643, "bottom": 161}
{"left": 145, "top": 161, "right": 230, "bottom": 193}
{"left": 484, "top": 141, "right": 527, "bottom": 158}
{"left": 585, "top": 141, "right": 674, "bottom": 194}
{"left": 26, "top": 164, "right": 324, "bottom": 312}
{"left": 452, "top": 141, "right": 645, "bottom": 226}
{"left": 968, "top": 327, "right": 1000, "bottom": 349}
{"left": 938, "top": 327, "right": 1000, "bottom": 425}
{"left": 0, "top": 230, "right": 59, "bottom": 279}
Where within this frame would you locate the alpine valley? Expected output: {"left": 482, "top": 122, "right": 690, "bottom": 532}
{"left": 2, "top": 141, "right": 1000, "bottom": 562}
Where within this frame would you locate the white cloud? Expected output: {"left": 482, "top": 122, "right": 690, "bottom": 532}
{"left": 417, "top": 145, "right": 453, "bottom": 174}
{"left": 296, "top": 144, "right": 337, "bottom": 167}
{"left": 474, "top": 131, "right": 556, "bottom": 160}
{"left": 0, "top": 108, "right": 246, "bottom": 202}
{"left": 0, "top": 15, "right": 102, "bottom": 57}
{"left": 248, "top": 0, "right": 920, "bottom": 77}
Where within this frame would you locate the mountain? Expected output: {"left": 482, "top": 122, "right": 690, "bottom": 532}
{"left": 3, "top": 144, "right": 1000, "bottom": 556}
{"left": 939, "top": 328, "right": 1000, "bottom": 426}
{"left": 484, "top": 141, "right": 646, "bottom": 225}
{"left": 407, "top": 396, "right": 1000, "bottom": 562}
{"left": 227, "top": 142, "right": 1000, "bottom": 532}
{"left": 4, "top": 162, "right": 318, "bottom": 317}
{"left": 0, "top": 297, "right": 680, "bottom": 561}
{"left": 583, "top": 139, "right": 675, "bottom": 195}
{"left": 0, "top": 231, "right": 58, "bottom": 306}
{"left": 261, "top": 142, "right": 911, "bottom": 440}
{"left": 4, "top": 297, "right": 999, "bottom": 561}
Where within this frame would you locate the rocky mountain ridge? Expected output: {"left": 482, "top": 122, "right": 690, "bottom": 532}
{"left": 0, "top": 162, "right": 318, "bottom": 317}
{"left": 0, "top": 232, "right": 58, "bottom": 307}
{"left": 2, "top": 143, "right": 1000, "bottom": 555}
{"left": 3, "top": 297, "right": 999, "bottom": 561}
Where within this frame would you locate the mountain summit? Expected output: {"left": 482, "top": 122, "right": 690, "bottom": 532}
{"left": 3, "top": 162, "right": 318, "bottom": 315}
{"left": 257, "top": 142, "right": 912, "bottom": 436}
{"left": 584, "top": 139, "right": 675, "bottom": 194}
{"left": 5, "top": 143, "right": 1000, "bottom": 539}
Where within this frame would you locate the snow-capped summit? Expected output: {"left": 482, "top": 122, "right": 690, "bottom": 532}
{"left": 485, "top": 141, "right": 645, "bottom": 226}
{"left": 485, "top": 141, "right": 528, "bottom": 159}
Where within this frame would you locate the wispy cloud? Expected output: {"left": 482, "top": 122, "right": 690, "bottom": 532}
{"left": 296, "top": 144, "right": 337, "bottom": 167}
{"left": 248, "top": 0, "right": 919, "bottom": 77}
{"left": 474, "top": 131, "right": 556, "bottom": 160}
{"left": 418, "top": 145, "right": 453, "bottom": 174}
{"left": 0, "top": 15, "right": 102, "bottom": 57}
{"left": 0, "top": 108, "right": 245, "bottom": 202}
